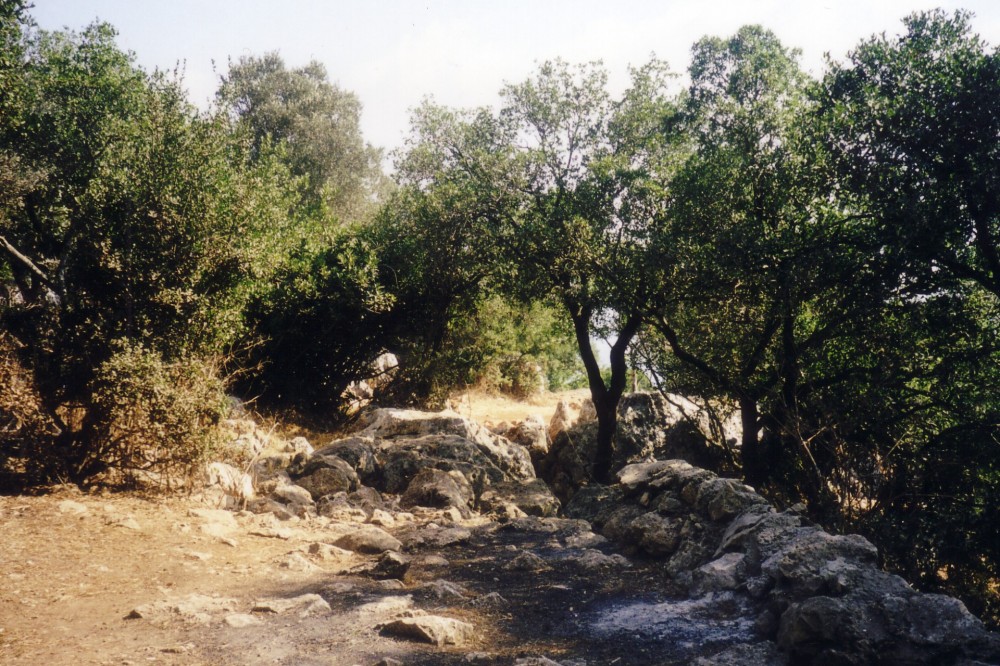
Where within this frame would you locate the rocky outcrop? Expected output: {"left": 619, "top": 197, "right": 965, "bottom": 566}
{"left": 567, "top": 459, "right": 1000, "bottom": 665}
{"left": 540, "top": 393, "right": 736, "bottom": 502}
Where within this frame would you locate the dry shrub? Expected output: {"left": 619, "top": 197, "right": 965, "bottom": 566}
{"left": 82, "top": 342, "right": 228, "bottom": 490}
{"left": 0, "top": 332, "right": 58, "bottom": 489}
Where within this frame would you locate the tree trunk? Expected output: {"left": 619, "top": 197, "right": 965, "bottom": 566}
{"left": 566, "top": 300, "right": 642, "bottom": 484}
{"left": 739, "top": 394, "right": 764, "bottom": 488}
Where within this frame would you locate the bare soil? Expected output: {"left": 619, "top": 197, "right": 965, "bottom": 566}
{"left": 0, "top": 481, "right": 734, "bottom": 666}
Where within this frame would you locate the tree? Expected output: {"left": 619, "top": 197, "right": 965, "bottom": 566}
{"left": 822, "top": 9, "right": 1000, "bottom": 300}
{"left": 397, "top": 60, "right": 677, "bottom": 482}
{"left": 646, "top": 26, "right": 888, "bottom": 496}
{"left": 217, "top": 53, "right": 386, "bottom": 223}
{"left": 0, "top": 21, "right": 301, "bottom": 483}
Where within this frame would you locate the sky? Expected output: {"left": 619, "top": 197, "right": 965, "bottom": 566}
{"left": 30, "top": 0, "right": 1000, "bottom": 157}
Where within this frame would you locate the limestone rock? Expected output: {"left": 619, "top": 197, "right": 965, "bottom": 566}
{"left": 504, "top": 415, "right": 550, "bottom": 461}
{"left": 252, "top": 593, "right": 331, "bottom": 617}
{"left": 378, "top": 613, "right": 475, "bottom": 646}
{"left": 313, "top": 437, "right": 378, "bottom": 485}
{"left": 479, "top": 478, "right": 561, "bottom": 518}
{"left": 291, "top": 454, "right": 358, "bottom": 499}
{"left": 223, "top": 613, "right": 261, "bottom": 628}
{"left": 332, "top": 525, "right": 402, "bottom": 553}
{"left": 504, "top": 551, "right": 550, "bottom": 572}
{"left": 272, "top": 483, "right": 314, "bottom": 506}
{"left": 401, "top": 468, "right": 473, "bottom": 514}
{"left": 372, "top": 551, "right": 411, "bottom": 580}
{"left": 203, "top": 462, "right": 255, "bottom": 503}
{"left": 692, "top": 553, "right": 748, "bottom": 595}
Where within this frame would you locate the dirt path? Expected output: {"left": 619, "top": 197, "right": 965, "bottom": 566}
{"left": 0, "top": 485, "right": 742, "bottom": 666}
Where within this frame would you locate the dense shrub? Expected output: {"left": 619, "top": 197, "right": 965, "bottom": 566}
{"left": 78, "top": 342, "right": 228, "bottom": 489}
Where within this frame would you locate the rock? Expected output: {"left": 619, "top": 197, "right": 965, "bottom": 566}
{"left": 694, "top": 477, "right": 766, "bottom": 521}
{"left": 127, "top": 594, "right": 237, "bottom": 624}
{"left": 252, "top": 593, "right": 331, "bottom": 617}
{"left": 204, "top": 462, "right": 255, "bottom": 504}
{"left": 624, "top": 512, "right": 682, "bottom": 557}
{"left": 248, "top": 525, "right": 293, "bottom": 539}
{"left": 314, "top": 437, "right": 378, "bottom": 485}
{"left": 361, "top": 408, "right": 535, "bottom": 492}
{"left": 378, "top": 613, "right": 475, "bottom": 646}
{"left": 504, "top": 415, "right": 550, "bottom": 461}
{"left": 504, "top": 551, "right": 550, "bottom": 572}
{"left": 760, "top": 529, "right": 879, "bottom": 597}
{"left": 692, "top": 553, "right": 748, "bottom": 595}
{"left": 292, "top": 455, "right": 358, "bottom": 498}
{"left": 541, "top": 394, "right": 733, "bottom": 500}
{"left": 246, "top": 497, "right": 296, "bottom": 521}
{"left": 272, "top": 483, "right": 314, "bottom": 506}
{"left": 223, "top": 613, "right": 261, "bottom": 628}
{"left": 375, "top": 658, "right": 404, "bottom": 666}
{"left": 317, "top": 493, "right": 370, "bottom": 522}
{"left": 276, "top": 552, "right": 320, "bottom": 572}
{"left": 572, "top": 549, "right": 630, "bottom": 570}
{"left": 285, "top": 436, "right": 314, "bottom": 456}
{"left": 479, "top": 479, "right": 561, "bottom": 517}
{"left": 307, "top": 542, "right": 353, "bottom": 561}
{"left": 692, "top": 642, "right": 788, "bottom": 665}
{"left": 372, "top": 551, "right": 411, "bottom": 580}
{"left": 332, "top": 525, "right": 402, "bottom": 553}
{"left": 564, "top": 531, "right": 607, "bottom": 549}
{"left": 422, "top": 579, "right": 469, "bottom": 601}
{"left": 57, "top": 499, "right": 89, "bottom": 516}
{"left": 401, "top": 468, "right": 474, "bottom": 514}
{"left": 547, "top": 398, "right": 584, "bottom": 442}
{"left": 515, "top": 658, "right": 564, "bottom": 666}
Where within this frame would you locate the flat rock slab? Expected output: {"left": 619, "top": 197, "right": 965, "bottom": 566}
{"left": 333, "top": 525, "right": 402, "bottom": 553}
{"left": 378, "top": 613, "right": 475, "bottom": 646}
{"left": 252, "top": 593, "right": 331, "bottom": 617}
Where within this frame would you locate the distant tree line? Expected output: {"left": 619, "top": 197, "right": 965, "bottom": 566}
{"left": 1, "top": 2, "right": 997, "bottom": 625}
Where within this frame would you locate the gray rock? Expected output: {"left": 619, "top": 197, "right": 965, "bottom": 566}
{"left": 314, "top": 436, "right": 378, "bottom": 485}
{"left": 479, "top": 479, "right": 561, "bottom": 517}
{"left": 372, "top": 551, "right": 411, "bottom": 580}
{"left": 400, "top": 468, "right": 473, "bottom": 514}
{"left": 292, "top": 455, "right": 358, "bottom": 498}
{"left": 624, "top": 512, "right": 683, "bottom": 557}
{"left": 272, "top": 483, "right": 314, "bottom": 506}
{"left": 504, "top": 551, "right": 551, "bottom": 572}
{"left": 332, "top": 525, "right": 402, "bottom": 553}
{"left": 692, "top": 552, "right": 748, "bottom": 595}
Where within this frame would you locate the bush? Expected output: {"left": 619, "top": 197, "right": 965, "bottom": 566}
{"left": 0, "top": 332, "right": 58, "bottom": 490}
{"left": 79, "top": 342, "right": 228, "bottom": 489}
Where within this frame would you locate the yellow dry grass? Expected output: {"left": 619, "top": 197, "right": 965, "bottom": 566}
{"left": 446, "top": 388, "right": 592, "bottom": 426}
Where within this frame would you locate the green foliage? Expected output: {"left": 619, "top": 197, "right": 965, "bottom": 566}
{"left": 217, "top": 52, "right": 387, "bottom": 222}
{"left": 0, "top": 19, "right": 304, "bottom": 486}
{"left": 435, "top": 296, "right": 583, "bottom": 397}
{"left": 82, "top": 341, "right": 228, "bottom": 488}
{"left": 822, "top": 9, "right": 1000, "bottom": 298}
{"left": 242, "top": 230, "right": 393, "bottom": 415}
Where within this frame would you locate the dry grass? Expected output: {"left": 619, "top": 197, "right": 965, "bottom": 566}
{"left": 446, "top": 388, "right": 592, "bottom": 426}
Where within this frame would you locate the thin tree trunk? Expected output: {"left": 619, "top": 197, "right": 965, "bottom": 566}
{"left": 739, "top": 394, "right": 763, "bottom": 488}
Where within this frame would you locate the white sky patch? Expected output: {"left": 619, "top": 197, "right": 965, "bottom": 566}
{"left": 30, "top": 0, "right": 1000, "bottom": 154}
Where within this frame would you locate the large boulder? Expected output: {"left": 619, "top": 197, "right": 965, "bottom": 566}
{"left": 312, "top": 437, "right": 378, "bottom": 485}
{"left": 400, "top": 468, "right": 474, "bottom": 514}
{"left": 352, "top": 409, "right": 536, "bottom": 496}
{"left": 290, "top": 453, "right": 358, "bottom": 499}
